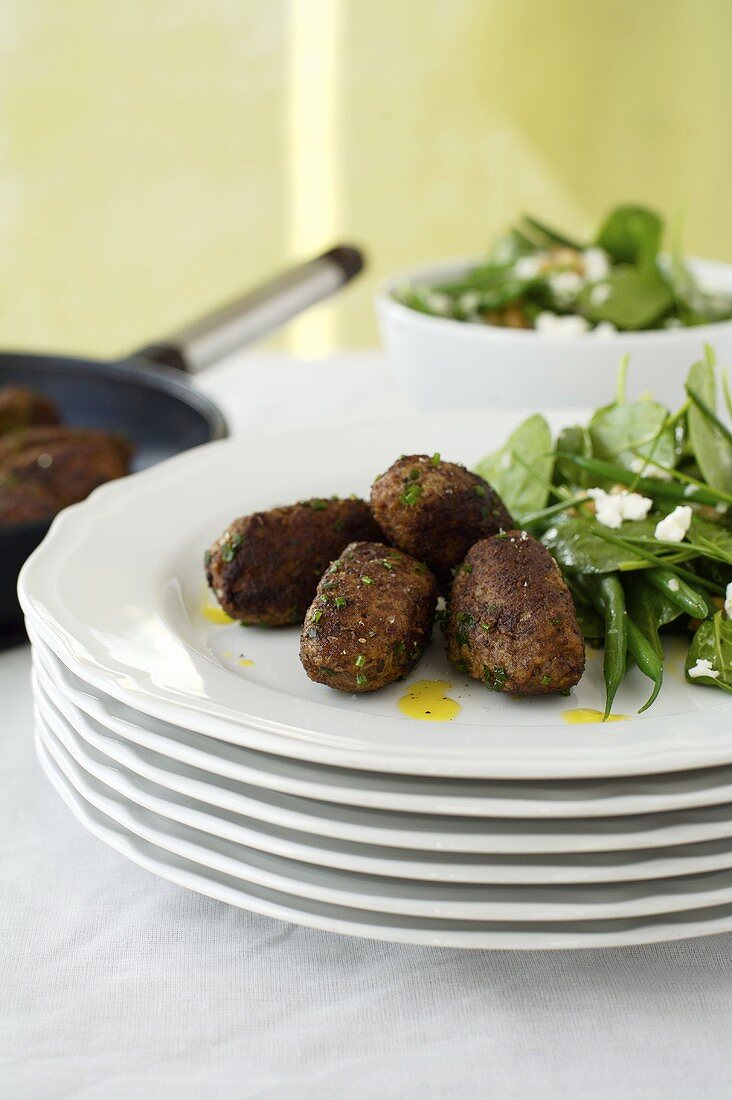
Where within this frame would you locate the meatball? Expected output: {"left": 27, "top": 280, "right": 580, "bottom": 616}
{"left": 370, "top": 454, "right": 513, "bottom": 588}
{"left": 0, "top": 474, "right": 60, "bottom": 525}
{"left": 0, "top": 386, "right": 59, "bottom": 436}
{"left": 445, "top": 531, "right": 585, "bottom": 696}
{"left": 0, "top": 427, "right": 132, "bottom": 511}
{"left": 205, "top": 498, "right": 385, "bottom": 626}
{"left": 300, "top": 541, "right": 437, "bottom": 692}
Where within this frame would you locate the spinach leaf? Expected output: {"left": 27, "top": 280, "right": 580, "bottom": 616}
{"left": 541, "top": 515, "right": 652, "bottom": 574}
{"left": 475, "top": 414, "right": 554, "bottom": 516}
{"left": 686, "top": 612, "right": 732, "bottom": 694}
{"left": 688, "top": 514, "right": 732, "bottom": 566}
{"left": 595, "top": 205, "right": 662, "bottom": 267}
{"left": 518, "top": 214, "right": 583, "bottom": 251}
{"left": 554, "top": 424, "right": 593, "bottom": 488}
{"left": 577, "top": 265, "right": 674, "bottom": 330}
{"left": 623, "top": 573, "right": 682, "bottom": 659}
{"left": 588, "top": 397, "right": 676, "bottom": 473}
{"left": 686, "top": 358, "right": 732, "bottom": 495}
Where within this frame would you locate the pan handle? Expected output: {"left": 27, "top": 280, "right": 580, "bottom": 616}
{"left": 133, "top": 244, "right": 364, "bottom": 374}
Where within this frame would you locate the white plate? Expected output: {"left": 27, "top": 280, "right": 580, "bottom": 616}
{"left": 31, "top": 628, "right": 732, "bottom": 820}
{"left": 34, "top": 675, "right": 732, "bottom": 862}
{"left": 35, "top": 674, "right": 732, "bottom": 887}
{"left": 38, "top": 712, "right": 732, "bottom": 937}
{"left": 19, "top": 413, "right": 732, "bottom": 780}
{"left": 36, "top": 738, "right": 732, "bottom": 954}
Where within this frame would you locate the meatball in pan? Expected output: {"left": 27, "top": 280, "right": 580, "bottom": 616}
{"left": 205, "top": 498, "right": 384, "bottom": 626}
{"left": 371, "top": 454, "right": 513, "bottom": 588}
{"left": 0, "top": 385, "right": 59, "bottom": 436}
{"left": 445, "top": 531, "right": 585, "bottom": 696}
{"left": 300, "top": 541, "right": 437, "bottom": 693}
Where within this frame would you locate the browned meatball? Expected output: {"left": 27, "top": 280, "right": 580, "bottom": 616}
{"left": 370, "top": 454, "right": 513, "bottom": 588}
{"left": 0, "top": 427, "right": 132, "bottom": 511}
{"left": 0, "top": 474, "right": 60, "bottom": 525}
{"left": 205, "top": 499, "right": 385, "bottom": 626}
{"left": 300, "top": 541, "right": 437, "bottom": 692}
{"left": 0, "top": 386, "right": 59, "bottom": 435}
{"left": 445, "top": 531, "right": 585, "bottom": 696}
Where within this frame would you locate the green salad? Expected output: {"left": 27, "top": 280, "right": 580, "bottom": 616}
{"left": 396, "top": 205, "right": 732, "bottom": 334}
{"left": 474, "top": 349, "right": 732, "bottom": 717}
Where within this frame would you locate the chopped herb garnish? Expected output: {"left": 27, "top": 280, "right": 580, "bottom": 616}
{"left": 473, "top": 484, "right": 487, "bottom": 498}
{"left": 334, "top": 596, "right": 347, "bottom": 609}
{"left": 322, "top": 580, "right": 336, "bottom": 590}
{"left": 381, "top": 558, "right": 395, "bottom": 571}
{"left": 329, "top": 560, "right": 342, "bottom": 573}
{"left": 322, "top": 667, "right": 336, "bottom": 677}
{"left": 541, "top": 674, "right": 552, "bottom": 686}
{"left": 308, "top": 499, "right": 329, "bottom": 510}
{"left": 409, "top": 468, "right": 421, "bottom": 481}
{"left": 221, "top": 534, "right": 243, "bottom": 562}
{"left": 454, "top": 659, "right": 469, "bottom": 673}
{"left": 431, "top": 452, "right": 441, "bottom": 466}
{"left": 356, "top": 672, "right": 368, "bottom": 687}
{"left": 400, "top": 483, "right": 424, "bottom": 506}
{"left": 480, "top": 622, "right": 495, "bottom": 633}
{"left": 361, "top": 575, "right": 374, "bottom": 585}
{"left": 414, "top": 562, "right": 427, "bottom": 574}
{"left": 355, "top": 654, "right": 366, "bottom": 667}
{"left": 332, "top": 518, "right": 345, "bottom": 532}
{"left": 483, "top": 664, "right": 508, "bottom": 691}
{"left": 462, "top": 563, "right": 473, "bottom": 574}
{"left": 311, "top": 609, "right": 323, "bottom": 623}
{"left": 392, "top": 640, "right": 406, "bottom": 656}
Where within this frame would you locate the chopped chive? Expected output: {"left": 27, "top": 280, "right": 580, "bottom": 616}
{"left": 308, "top": 499, "right": 329, "bottom": 510}
{"left": 355, "top": 654, "right": 366, "bottom": 667}
{"left": 322, "top": 580, "right": 335, "bottom": 590}
{"left": 541, "top": 674, "right": 552, "bottom": 686}
{"left": 221, "top": 534, "right": 243, "bottom": 562}
{"left": 392, "top": 640, "right": 406, "bottom": 656}
{"left": 361, "top": 575, "right": 374, "bottom": 585}
{"left": 356, "top": 672, "right": 368, "bottom": 686}
{"left": 431, "top": 452, "right": 441, "bottom": 466}
{"left": 322, "top": 667, "right": 336, "bottom": 677}
{"left": 381, "top": 558, "right": 395, "bottom": 571}
{"left": 329, "top": 560, "right": 342, "bottom": 573}
{"left": 311, "top": 609, "right": 323, "bottom": 623}
{"left": 414, "top": 562, "right": 427, "bottom": 574}
{"left": 473, "top": 484, "right": 487, "bottom": 498}
{"left": 334, "top": 596, "right": 347, "bottom": 609}
{"left": 409, "top": 468, "right": 421, "bottom": 480}
{"left": 462, "top": 563, "right": 473, "bottom": 574}
{"left": 332, "top": 518, "right": 345, "bottom": 532}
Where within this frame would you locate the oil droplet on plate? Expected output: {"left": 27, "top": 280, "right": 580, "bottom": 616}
{"left": 562, "top": 708, "right": 630, "bottom": 724}
{"left": 398, "top": 680, "right": 461, "bottom": 722}
{"left": 238, "top": 658, "right": 254, "bottom": 667}
{"left": 201, "top": 601, "right": 234, "bottom": 624}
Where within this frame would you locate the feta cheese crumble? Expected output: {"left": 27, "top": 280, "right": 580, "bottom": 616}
{"left": 587, "top": 487, "right": 653, "bottom": 529}
{"left": 654, "top": 505, "right": 692, "bottom": 543}
{"left": 548, "top": 270, "right": 585, "bottom": 304}
{"left": 535, "top": 312, "right": 590, "bottom": 336}
{"left": 514, "top": 255, "right": 543, "bottom": 280}
{"left": 582, "top": 248, "right": 610, "bottom": 282}
{"left": 688, "top": 658, "right": 720, "bottom": 680}
{"left": 725, "top": 581, "right": 732, "bottom": 619}
{"left": 592, "top": 321, "right": 617, "bottom": 338}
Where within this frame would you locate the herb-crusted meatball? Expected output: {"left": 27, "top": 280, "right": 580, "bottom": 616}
{"left": 370, "top": 454, "right": 513, "bottom": 588}
{"left": 0, "top": 386, "right": 59, "bottom": 436}
{"left": 0, "top": 426, "right": 132, "bottom": 524}
{"left": 300, "top": 541, "right": 437, "bottom": 692}
{"left": 205, "top": 499, "right": 385, "bottom": 626}
{"left": 445, "top": 531, "right": 585, "bottom": 696}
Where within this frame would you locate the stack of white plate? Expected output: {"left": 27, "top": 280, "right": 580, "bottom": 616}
{"left": 19, "top": 413, "right": 732, "bottom": 949}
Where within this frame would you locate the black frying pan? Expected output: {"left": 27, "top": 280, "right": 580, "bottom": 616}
{"left": 1, "top": 245, "right": 363, "bottom": 640}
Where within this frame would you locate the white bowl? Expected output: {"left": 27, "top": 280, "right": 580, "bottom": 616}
{"left": 375, "top": 256, "right": 732, "bottom": 410}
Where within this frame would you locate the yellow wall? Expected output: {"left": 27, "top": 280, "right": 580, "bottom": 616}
{"left": 0, "top": 0, "right": 729, "bottom": 360}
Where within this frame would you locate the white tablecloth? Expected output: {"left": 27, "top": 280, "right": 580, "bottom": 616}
{"left": 3, "top": 352, "right": 732, "bottom": 1099}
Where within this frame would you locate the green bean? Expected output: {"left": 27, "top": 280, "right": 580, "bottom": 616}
{"left": 595, "top": 574, "right": 628, "bottom": 721}
{"left": 554, "top": 452, "right": 731, "bottom": 506}
{"left": 625, "top": 615, "right": 664, "bottom": 713}
{"left": 644, "top": 568, "right": 710, "bottom": 620}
